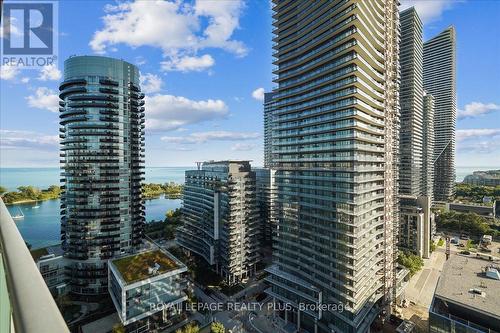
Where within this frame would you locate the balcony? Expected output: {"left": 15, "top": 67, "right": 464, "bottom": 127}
{"left": 0, "top": 198, "right": 69, "bottom": 333}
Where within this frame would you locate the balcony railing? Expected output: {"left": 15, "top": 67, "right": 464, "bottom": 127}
{"left": 0, "top": 198, "right": 69, "bottom": 333}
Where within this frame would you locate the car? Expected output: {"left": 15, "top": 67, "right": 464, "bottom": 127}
{"left": 460, "top": 234, "right": 469, "bottom": 240}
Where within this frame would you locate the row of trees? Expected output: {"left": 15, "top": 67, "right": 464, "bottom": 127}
{"left": 455, "top": 183, "right": 500, "bottom": 204}
{"left": 0, "top": 182, "right": 184, "bottom": 204}
{"left": 144, "top": 208, "right": 183, "bottom": 240}
{"left": 142, "top": 182, "right": 183, "bottom": 199}
{"left": 174, "top": 321, "right": 225, "bottom": 333}
{"left": 437, "top": 211, "right": 499, "bottom": 238}
{"left": 0, "top": 185, "right": 61, "bottom": 204}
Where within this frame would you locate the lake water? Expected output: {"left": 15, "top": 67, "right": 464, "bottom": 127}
{"left": 5, "top": 196, "right": 182, "bottom": 249}
{"left": 0, "top": 166, "right": 494, "bottom": 249}
{"left": 1, "top": 167, "right": 187, "bottom": 249}
{"left": 0, "top": 167, "right": 188, "bottom": 191}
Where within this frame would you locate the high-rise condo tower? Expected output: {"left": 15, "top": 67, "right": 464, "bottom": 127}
{"left": 59, "top": 56, "right": 145, "bottom": 295}
{"left": 399, "top": 7, "right": 424, "bottom": 197}
{"left": 397, "top": 7, "right": 433, "bottom": 259}
{"left": 423, "top": 27, "right": 456, "bottom": 201}
{"left": 266, "top": 1, "right": 400, "bottom": 332}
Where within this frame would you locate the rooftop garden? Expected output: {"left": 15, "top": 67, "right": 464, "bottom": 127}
{"left": 30, "top": 247, "right": 49, "bottom": 261}
{"left": 112, "top": 250, "right": 178, "bottom": 284}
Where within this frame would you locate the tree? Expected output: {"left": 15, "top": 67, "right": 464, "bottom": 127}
{"left": 437, "top": 211, "right": 493, "bottom": 236}
{"left": 0, "top": 186, "right": 7, "bottom": 196}
{"left": 398, "top": 251, "right": 424, "bottom": 276}
{"left": 112, "top": 323, "right": 125, "bottom": 333}
{"left": 176, "top": 323, "right": 199, "bottom": 333}
{"left": 211, "top": 322, "right": 225, "bottom": 333}
{"left": 430, "top": 242, "right": 436, "bottom": 252}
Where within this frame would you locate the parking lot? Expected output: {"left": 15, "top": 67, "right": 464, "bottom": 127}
{"left": 439, "top": 232, "right": 500, "bottom": 258}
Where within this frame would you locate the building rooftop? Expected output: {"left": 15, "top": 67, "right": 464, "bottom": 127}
{"left": 111, "top": 250, "right": 179, "bottom": 284}
{"left": 30, "top": 244, "right": 64, "bottom": 262}
{"left": 434, "top": 254, "right": 500, "bottom": 318}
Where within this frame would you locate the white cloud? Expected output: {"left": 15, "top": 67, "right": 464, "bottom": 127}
{"left": 0, "top": 65, "right": 20, "bottom": 80}
{"left": 135, "top": 56, "right": 147, "bottom": 66}
{"left": 171, "top": 146, "right": 195, "bottom": 151}
{"left": 251, "top": 87, "right": 265, "bottom": 102}
{"left": 0, "top": 129, "right": 59, "bottom": 150}
{"left": 231, "top": 143, "right": 256, "bottom": 151}
{"left": 21, "top": 77, "right": 30, "bottom": 83}
{"left": 457, "top": 128, "right": 500, "bottom": 141}
{"left": 90, "top": 1, "right": 199, "bottom": 54}
{"left": 400, "top": 0, "right": 457, "bottom": 24}
{"left": 145, "top": 94, "right": 229, "bottom": 131}
{"left": 25, "top": 87, "right": 59, "bottom": 113}
{"left": 458, "top": 102, "right": 500, "bottom": 119}
{"left": 458, "top": 140, "right": 499, "bottom": 154}
{"left": 194, "top": 0, "right": 247, "bottom": 56}
{"left": 38, "top": 64, "right": 62, "bottom": 81}
{"left": 161, "top": 54, "right": 214, "bottom": 72}
{"left": 90, "top": 0, "right": 246, "bottom": 72}
{"left": 456, "top": 129, "right": 500, "bottom": 156}
{"left": 161, "top": 131, "right": 260, "bottom": 144}
{"left": 140, "top": 73, "right": 163, "bottom": 93}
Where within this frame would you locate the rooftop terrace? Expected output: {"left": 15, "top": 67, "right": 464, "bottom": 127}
{"left": 111, "top": 250, "right": 179, "bottom": 284}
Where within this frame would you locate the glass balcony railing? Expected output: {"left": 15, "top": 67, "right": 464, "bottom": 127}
{"left": 0, "top": 198, "right": 69, "bottom": 333}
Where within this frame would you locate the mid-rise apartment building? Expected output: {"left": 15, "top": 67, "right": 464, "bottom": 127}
{"left": 398, "top": 196, "right": 432, "bottom": 259}
{"left": 176, "top": 161, "right": 260, "bottom": 285}
{"left": 429, "top": 255, "right": 500, "bottom": 332}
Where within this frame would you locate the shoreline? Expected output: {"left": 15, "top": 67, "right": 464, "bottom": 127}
{"left": 5, "top": 197, "right": 60, "bottom": 206}
{"left": 6, "top": 195, "right": 182, "bottom": 205}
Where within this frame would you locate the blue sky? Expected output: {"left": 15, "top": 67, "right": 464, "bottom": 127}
{"left": 1, "top": 0, "right": 499, "bottom": 168}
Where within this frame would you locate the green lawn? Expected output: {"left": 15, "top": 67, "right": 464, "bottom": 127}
{"left": 30, "top": 247, "right": 49, "bottom": 261}
{"left": 113, "top": 250, "right": 178, "bottom": 283}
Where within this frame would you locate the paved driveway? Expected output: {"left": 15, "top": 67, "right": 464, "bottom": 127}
{"left": 404, "top": 247, "right": 446, "bottom": 309}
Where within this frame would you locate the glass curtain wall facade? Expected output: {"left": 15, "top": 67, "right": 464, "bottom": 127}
{"left": 266, "top": 1, "right": 400, "bottom": 332}
{"left": 59, "top": 56, "right": 145, "bottom": 295}
{"left": 423, "top": 27, "right": 457, "bottom": 201}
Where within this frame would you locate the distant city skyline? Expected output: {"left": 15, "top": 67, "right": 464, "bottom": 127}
{"left": 1, "top": 0, "right": 499, "bottom": 168}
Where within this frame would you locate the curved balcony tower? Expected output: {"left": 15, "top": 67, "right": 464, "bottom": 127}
{"left": 59, "top": 56, "right": 145, "bottom": 295}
